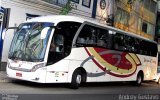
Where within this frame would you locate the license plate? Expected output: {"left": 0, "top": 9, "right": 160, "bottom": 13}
{"left": 16, "top": 73, "right": 22, "bottom": 77}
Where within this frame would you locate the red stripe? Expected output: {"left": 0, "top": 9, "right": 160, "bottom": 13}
{"left": 84, "top": 47, "right": 137, "bottom": 78}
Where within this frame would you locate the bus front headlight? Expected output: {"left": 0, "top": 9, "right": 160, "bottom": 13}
{"left": 7, "top": 61, "right": 11, "bottom": 68}
{"left": 31, "top": 63, "right": 46, "bottom": 72}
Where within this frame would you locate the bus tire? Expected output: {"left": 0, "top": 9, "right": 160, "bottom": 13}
{"left": 70, "top": 70, "right": 82, "bottom": 89}
{"left": 135, "top": 73, "right": 143, "bottom": 86}
{"left": 157, "top": 78, "right": 160, "bottom": 84}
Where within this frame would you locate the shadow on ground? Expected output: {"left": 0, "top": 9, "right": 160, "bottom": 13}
{"left": 9, "top": 79, "right": 159, "bottom": 89}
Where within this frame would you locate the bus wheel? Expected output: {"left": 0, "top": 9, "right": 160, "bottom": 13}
{"left": 135, "top": 73, "right": 143, "bottom": 86}
{"left": 70, "top": 70, "right": 82, "bottom": 89}
{"left": 157, "top": 78, "right": 160, "bottom": 84}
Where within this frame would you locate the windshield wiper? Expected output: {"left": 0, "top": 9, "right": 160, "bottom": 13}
{"left": 8, "top": 51, "right": 17, "bottom": 59}
{"left": 9, "top": 50, "right": 25, "bottom": 60}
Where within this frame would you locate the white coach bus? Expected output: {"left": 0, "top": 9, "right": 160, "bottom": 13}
{"left": 6, "top": 15, "right": 158, "bottom": 89}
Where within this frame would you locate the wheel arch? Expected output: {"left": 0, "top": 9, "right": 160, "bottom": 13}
{"left": 72, "top": 67, "right": 87, "bottom": 83}
{"left": 137, "top": 70, "right": 144, "bottom": 81}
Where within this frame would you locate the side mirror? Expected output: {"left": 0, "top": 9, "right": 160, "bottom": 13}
{"left": 2, "top": 28, "right": 7, "bottom": 40}
{"left": 40, "top": 27, "right": 50, "bottom": 39}
{"left": 2, "top": 27, "right": 18, "bottom": 40}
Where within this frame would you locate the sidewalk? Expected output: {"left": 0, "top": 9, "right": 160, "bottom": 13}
{"left": 0, "top": 71, "right": 10, "bottom": 82}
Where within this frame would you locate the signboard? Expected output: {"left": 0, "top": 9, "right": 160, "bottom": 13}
{"left": 0, "top": 7, "right": 5, "bottom": 60}
{"left": 96, "top": 0, "right": 113, "bottom": 24}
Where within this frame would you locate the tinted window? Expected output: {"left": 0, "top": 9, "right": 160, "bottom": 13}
{"left": 76, "top": 24, "right": 157, "bottom": 57}
{"left": 76, "top": 25, "right": 113, "bottom": 49}
{"left": 157, "top": 67, "right": 160, "bottom": 73}
{"left": 114, "top": 32, "right": 157, "bottom": 57}
{"left": 142, "top": 22, "right": 147, "bottom": 33}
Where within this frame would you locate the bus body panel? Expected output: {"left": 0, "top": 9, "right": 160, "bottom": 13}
{"left": 138, "top": 55, "right": 157, "bottom": 81}
{"left": 6, "top": 15, "right": 158, "bottom": 86}
{"left": 66, "top": 48, "right": 97, "bottom": 83}
{"left": 7, "top": 47, "right": 158, "bottom": 83}
{"left": 45, "top": 59, "right": 70, "bottom": 83}
{"left": 66, "top": 47, "right": 157, "bottom": 83}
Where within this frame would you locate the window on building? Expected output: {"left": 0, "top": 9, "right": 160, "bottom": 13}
{"left": 58, "top": 0, "right": 68, "bottom": 5}
{"left": 115, "top": 8, "right": 129, "bottom": 26}
{"left": 157, "top": 19, "right": 160, "bottom": 39}
{"left": 42, "top": 0, "right": 67, "bottom": 6}
{"left": 142, "top": 22, "right": 147, "bottom": 33}
{"left": 115, "top": 8, "right": 121, "bottom": 23}
{"left": 144, "top": 0, "right": 150, "bottom": 10}
{"left": 143, "top": 0, "right": 157, "bottom": 14}
{"left": 82, "top": 0, "right": 91, "bottom": 8}
{"left": 138, "top": 18, "right": 142, "bottom": 31}
{"left": 147, "top": 23, "right": 154, "bottom": 35}
{"left": 150, "top": 0, "right": 157, "bottom": 14}
{"left": 71, "top": 0, "right": 79, "bottom": 3}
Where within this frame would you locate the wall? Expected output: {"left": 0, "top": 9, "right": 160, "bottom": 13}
{"left": 1, "top": 0, "right": 59, "bottom": 63}
{"left": 114, "top": 0, "right": 157, "bottom": 40}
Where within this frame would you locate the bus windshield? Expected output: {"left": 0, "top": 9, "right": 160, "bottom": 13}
{"left": 8, "top": 22, "right": 54, "bottom": 62}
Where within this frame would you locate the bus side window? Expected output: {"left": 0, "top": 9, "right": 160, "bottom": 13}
{"left": 76, "top": 25, "right": 97, "bottom": 47}
{"left": 114, "top": 33, "right": 126, "bottom": 51}
{"left": 54, "top": 34, "right": 64, "bottom": 52}
{"left": 97, "top": 28, "right": 108, "bottom": 48}
{"left": 56, "top": 22, "right": 81, "bottom": 55}
{"left": 47, "top": 22, "right": 81, "bottom": 65}
{"left": 125, "top": 35, "right": 137, "bottom": 53}
{"left": 77, "top": 37, "right": 85, "bottom": 44}
{"left": 76, "top": 25, "right": 114, "bottom": 49}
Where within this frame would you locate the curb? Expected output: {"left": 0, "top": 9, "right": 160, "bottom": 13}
{"left": 0, "top": 71, "right": 10, "bottom": 83}
{"left": 0, "top": 78, "right": 10, "bottom": 83}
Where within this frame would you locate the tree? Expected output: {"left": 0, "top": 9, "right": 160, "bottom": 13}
{"left": 59, "top": 0, "right": 72, "bottom": 15}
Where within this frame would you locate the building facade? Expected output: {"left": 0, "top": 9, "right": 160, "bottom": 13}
{"left": 156, "top": 0, "right": 160, "bottom": 52}
{"left": 65, "top": 0, "right": 157, "bottom": 40}
{"left": 94, "top": 0, "right": 157, "bottom": 40}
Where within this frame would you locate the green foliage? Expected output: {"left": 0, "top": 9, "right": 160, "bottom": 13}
{"left": 59, "top": 0, "right": 72, "bottom": 15}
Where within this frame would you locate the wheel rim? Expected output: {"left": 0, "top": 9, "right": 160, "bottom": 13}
{"left": 76, "top": 75, "right": 81, "bottom": 84}
{"left": 137, "top": 76, "right": 142, "bottom": 84}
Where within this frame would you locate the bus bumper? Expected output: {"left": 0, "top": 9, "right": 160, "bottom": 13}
{"left": 7, "top": 67, "right": 47, "bottom": 83}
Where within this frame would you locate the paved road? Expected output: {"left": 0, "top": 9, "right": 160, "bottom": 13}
{"left": 0, "top": 72, "right": 160, "bottom": 100}
{"left": 0, "top": 80, "right": 160, "bottom": 100}
{"left": 0, "top": 80, "right": 160, "bottom": 94}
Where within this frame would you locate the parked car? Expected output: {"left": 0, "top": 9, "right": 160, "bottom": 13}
{"left": 155, "top": 67, "right": 160, "bottom": 84}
